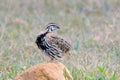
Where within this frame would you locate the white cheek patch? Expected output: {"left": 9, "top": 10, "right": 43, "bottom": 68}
{"left": 48, "top": 26, "right": 56, "bottom": 33}
{"left": 51, "top": 26, "right": 53, "bottom": 29}
{"left": 51, "top": 26, "right": 55, "bottom": 31}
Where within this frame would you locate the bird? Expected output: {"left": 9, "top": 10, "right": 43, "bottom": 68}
{"left": 35, "top": 23, "right": 71, "bottom": 61}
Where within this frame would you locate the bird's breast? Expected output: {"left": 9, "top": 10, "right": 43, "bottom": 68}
{"left": 36, "top": 35, "right": 48, "bottom": 50}
{"left": 39, "top": 41, "right": 48, "bottom": 49}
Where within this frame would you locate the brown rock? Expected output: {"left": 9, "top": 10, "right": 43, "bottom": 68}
{"left": 14, "top": 61, "right": 73, "bottom": 80}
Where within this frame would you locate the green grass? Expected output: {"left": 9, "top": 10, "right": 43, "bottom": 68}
{"left": 0, "top": 0, "right": 120, "bottom": 80}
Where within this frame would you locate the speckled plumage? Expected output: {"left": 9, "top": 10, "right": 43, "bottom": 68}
{"left": 35, "top": 23, "right": 71, "bottom": 60}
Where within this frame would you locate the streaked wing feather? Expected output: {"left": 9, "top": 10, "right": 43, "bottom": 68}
{"left": 46, "top": 35, "right": 71, "bottom": 54}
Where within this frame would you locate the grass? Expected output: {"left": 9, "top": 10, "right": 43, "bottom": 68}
{"left": 0, "top": 0, "right": 120, "bottom": 80}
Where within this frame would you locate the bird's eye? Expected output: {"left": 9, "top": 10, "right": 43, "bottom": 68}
{"left": 51, "top": 26, "right": 54, "bottom": 30}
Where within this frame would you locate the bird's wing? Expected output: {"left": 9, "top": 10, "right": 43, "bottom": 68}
{"left": 45, "top": 34, "right": 71, "bottom": 54}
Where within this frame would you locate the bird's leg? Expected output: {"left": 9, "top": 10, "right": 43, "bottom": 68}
{"left": 47, "top": 57, "right": 54, "bottom": 62}
{"left": 49, "top": 57, "right": 57, "bottom": 62}
{"left": 51, "top": 58, "right": 54, "bottom": 61}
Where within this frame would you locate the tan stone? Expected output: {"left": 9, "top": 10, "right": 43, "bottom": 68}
{"left": 14, "top": 61, "right": 73, "bottom": 80}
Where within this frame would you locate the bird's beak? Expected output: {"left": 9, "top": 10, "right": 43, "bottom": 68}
{"left": 56, "top": 26, "right": 60, "bottom": 29}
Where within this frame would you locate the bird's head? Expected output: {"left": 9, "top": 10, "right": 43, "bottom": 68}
{"left": 46, "top": 23, "right": 60, "bottom": 33}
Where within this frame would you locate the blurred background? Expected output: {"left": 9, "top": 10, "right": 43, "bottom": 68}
{"left": 0, "top": 0, "right": 120, "bottom": 80}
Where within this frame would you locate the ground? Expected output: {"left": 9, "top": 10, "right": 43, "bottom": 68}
{"left": 0, "top": 0, "right": 120, "bottom": 80}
